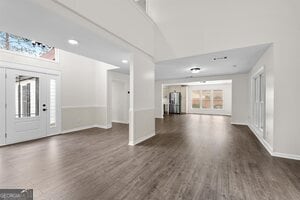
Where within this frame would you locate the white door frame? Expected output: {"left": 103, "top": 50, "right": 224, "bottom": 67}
{"left": 0, "top": 68, "right": 5, "bottom": 145}
{"left": 251, "top": 66, "right": 265, "bottom": 138}
{"left": 0, "top": 62, "right": 61, "bottom": 145}
{"left": 6, "top": 69, "right": 48, "bottom": 144}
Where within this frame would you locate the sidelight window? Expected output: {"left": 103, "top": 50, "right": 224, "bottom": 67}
{"left": 49, "top": 79, "right": 56, "bottom": 127}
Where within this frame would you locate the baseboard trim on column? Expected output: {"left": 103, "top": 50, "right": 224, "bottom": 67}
{"left": 231, "top": 122, "right": 248, "bottom": 126}
{"left": 95, "top": 124, "right": 112, "bottom": 129}
{"left": 272, "top": 152, "right": 300, "bottom": 160}
{"left": 62, "top": 124, "right": 112, "bottom": 134}
{"left": 128, "top": 132, "right": 155, "bottom": 146}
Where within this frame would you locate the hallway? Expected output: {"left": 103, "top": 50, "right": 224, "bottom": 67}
{"left": 0, "top": 115, "right": 299, "bottom": 199}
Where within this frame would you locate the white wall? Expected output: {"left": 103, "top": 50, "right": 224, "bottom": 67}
{"left": 155, "top": 74, "right": 249, "bottom": 124}
{"left": 149, "top": 0, "right": 300, "bottom": 158}
{"left": 0, "top": 49, "right": 115, "bottom": 132}
{"left": 60, "top": 50, "right": 114, "bottom": 131}
{"left": 231, "top": 74, "right": 249, "bottom": 125}
{"left": 148, "top": 0, "right": 299, "bottom": 61}
{"left": 109, "top": 71, "right": 130, "bottom": 124}
{"left": 129, "top": 51, "right": 155, "bottom": 145}
{"left": 155, "top": 81, "right": 164, "bottom": 118}
{"left": 188, "top": 83, "right": 232, "bottom": 116}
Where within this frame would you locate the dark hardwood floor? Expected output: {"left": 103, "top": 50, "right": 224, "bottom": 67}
{"left": 0, "top": 114, "right": 300, "bottom": 200}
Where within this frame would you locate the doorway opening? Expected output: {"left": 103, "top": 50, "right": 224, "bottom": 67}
{"left": 162, "top": 80, "right": 232, "bottom": 116}
{"left": 111, "top": 79, "right": 129, "bottom": 124}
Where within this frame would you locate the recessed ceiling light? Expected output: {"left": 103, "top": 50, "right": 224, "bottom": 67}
{"left": 68, "top": 39, "right": 79, "bottom": 45}
{"left": 122, "top": 60, "right": 129, "bottom": 64}
{"left": 190, "top": 67, "right": 201, "bottom": 74}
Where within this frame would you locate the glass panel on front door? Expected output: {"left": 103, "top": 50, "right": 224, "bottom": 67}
{"left": 15, "top": 75, "right": 39, "bottom": 118}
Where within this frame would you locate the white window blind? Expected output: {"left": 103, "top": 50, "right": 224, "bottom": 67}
{"left": 50, "top": 79, "right": 56, "bottom": 127}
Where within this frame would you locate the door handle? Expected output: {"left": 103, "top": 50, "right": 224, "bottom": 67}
{"left": 43, "top": 108, "right": 48, "bottom": 111}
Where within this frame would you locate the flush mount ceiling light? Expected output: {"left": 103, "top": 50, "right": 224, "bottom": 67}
{"left": 122, "top": 59, "right": 129, "bottom": 64}
{"left": 190, "top": 67, "right": 201, "bottom": 74}
{"left": 68, "top": 39, "right": 79, "bottom": 45}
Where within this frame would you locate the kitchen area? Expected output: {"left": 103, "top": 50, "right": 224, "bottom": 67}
{"left": 163, "top": 85, "right": 188, "bottom": 115}
{"left": 162, "top": 80, "right": 232, "bottom": 116}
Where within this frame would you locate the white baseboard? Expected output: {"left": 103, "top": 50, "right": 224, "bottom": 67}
{"left": 128, "top": 132, "right": 155, "bottom": 146}
{"left": 0, "top": 124, "right": 112, "bottom": 146}
{"left": 61, "top": 125, "right": 96, "bottom": 134}
{"left": 272, "top": 152, "right": 300, "bottom": 160}
{"left": 248, "top": 124, "right": 300, "bottom": 161}
{"left": 231, "top": 122, "right": 248, "bottom": 126}
{"left": 95, "top": 124, "right": 112, "bottom": 129}
{"left": 155, "top": 116, "right": 164, "bottom": 119}
{"left": 112, "top": 120, "right": 129, "bottom": 124}
{"left": 62, "top": 124, "right": 111, "bottom": 134}
{"left": 189, "top": 113, "right": 231, "bottom": 116}
{"left": 248, "top": 124, "right": 273, "bottom": 155}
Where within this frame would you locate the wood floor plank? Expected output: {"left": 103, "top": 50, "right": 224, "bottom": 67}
{"left": 0, "top": 114, "right": 300, "bottom": 200}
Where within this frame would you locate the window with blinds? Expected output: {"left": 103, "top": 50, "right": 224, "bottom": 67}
{"left": 49, "top": 79, "right": 56, "bottom": 127}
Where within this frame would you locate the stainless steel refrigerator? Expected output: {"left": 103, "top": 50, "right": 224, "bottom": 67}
{"left": 169, "top": 92, "right": 181, "bottom": 114}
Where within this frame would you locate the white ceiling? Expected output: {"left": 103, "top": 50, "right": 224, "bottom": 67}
{"left": 0, "top": 1, "right": 270, "bottom": 78}
{"left": 156, "top": 44, "right": 270, "bottom": 80}
{"left": 0, "top": 0, "right": 130, "bottom": 73}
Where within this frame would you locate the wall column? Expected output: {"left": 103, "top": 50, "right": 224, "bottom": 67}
{"left": 129, "top": 51, "right": 155, "bottom": 145}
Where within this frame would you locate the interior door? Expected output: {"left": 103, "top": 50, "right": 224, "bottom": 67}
{"left": 6, "top": 69, "right": 47, "bottom": 144}
{"left": 0, "top": 68, "right": 5, "bottom": 145}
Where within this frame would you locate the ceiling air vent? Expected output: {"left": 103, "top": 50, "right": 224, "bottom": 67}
{"left": 213, "top": 56, "right": 228, "bottom": 61}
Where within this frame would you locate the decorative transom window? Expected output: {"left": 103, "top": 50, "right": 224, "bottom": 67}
{"left": 0, "top": 31, "right": 56, "bottom": 61}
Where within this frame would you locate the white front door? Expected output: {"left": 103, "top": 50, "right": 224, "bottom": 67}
{"left": 5, "top": 69, "right": 61, "bottom": 144}
{"left": 0, "top": 68, "right": 5, "bottom": 145}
